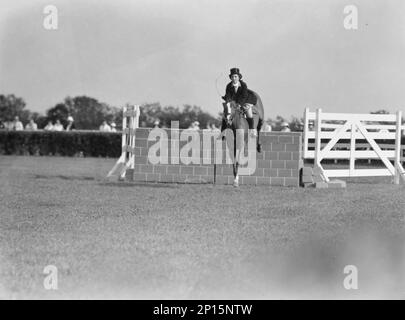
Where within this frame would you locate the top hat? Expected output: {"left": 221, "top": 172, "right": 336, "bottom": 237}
{"left": 229, "top": 68, "right": 242, "bottom": 79}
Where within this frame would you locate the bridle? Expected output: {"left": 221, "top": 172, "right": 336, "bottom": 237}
{"left": 225, "top": 101, "right": 244, "bottom": 127}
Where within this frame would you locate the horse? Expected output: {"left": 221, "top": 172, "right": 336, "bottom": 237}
{"left": 221, "top": 90, "right": 264, "bottom": 187}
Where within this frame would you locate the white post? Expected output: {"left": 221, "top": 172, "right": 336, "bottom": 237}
{"left": 349, "top": 122, "right": 356, "bottom": 176}
{"left": 394, "top": 110, "right": 402, "bottom": 184}
{"left": 106, "top": 105, "right": 129, "bottom": 178}
{"left": 303, "top": 108, "right": 309, "bottom": 159}
{"left": 122, "top": 104, "right": 128, "bottom": 160}
{"left": 314, "top": 108, "right": 322, "bottom": 167}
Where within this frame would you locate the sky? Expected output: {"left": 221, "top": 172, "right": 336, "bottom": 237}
{"left": 1, "top": 0, "right": 405, "bottom": 119}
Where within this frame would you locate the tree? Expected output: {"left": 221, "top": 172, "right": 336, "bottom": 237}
{"left": 0, "top": 94, "right": 27, "bottom": 121}
{"left": 46, "top": 96, "right": 119, "bottom": 130}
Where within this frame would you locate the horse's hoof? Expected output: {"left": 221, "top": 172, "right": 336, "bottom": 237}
{"left": 233, "top": 181, "right": 239, "bottom": 187}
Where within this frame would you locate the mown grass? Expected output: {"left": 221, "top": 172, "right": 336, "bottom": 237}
{"left": 0, "top": 156, "right": 404, "bottom": 299}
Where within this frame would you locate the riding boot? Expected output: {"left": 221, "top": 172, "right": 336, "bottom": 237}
{"left": 218, "top": 118, "right": 227, "bottom": 140}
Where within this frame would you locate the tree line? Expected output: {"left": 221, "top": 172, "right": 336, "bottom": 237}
{"left": 0, "top": 94, "right": 396, "bottom": 131}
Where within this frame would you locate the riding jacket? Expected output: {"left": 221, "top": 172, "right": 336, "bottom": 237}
{"left": 222, "top": 80, "right": 257, "bottom": 106}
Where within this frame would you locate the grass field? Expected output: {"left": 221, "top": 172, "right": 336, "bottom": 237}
{"left": 0, "top": 155, "right": 404, "bottom": 299}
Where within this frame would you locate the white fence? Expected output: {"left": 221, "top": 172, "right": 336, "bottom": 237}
{"left": 303, "top": 108, "right": 405, "bottom": 184}
{"left": 107, "top": 105, "right": 140, "bottom": 179}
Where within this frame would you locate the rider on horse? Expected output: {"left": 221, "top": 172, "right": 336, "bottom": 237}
{"left": 221, "top": 68, "right": 258, "bottom": 137}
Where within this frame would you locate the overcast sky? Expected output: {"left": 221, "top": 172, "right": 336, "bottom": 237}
{"left": 1, "top": 0, "right": 405, "bottom": 119}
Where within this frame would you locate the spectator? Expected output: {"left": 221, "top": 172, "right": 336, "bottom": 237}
{"left": 25, "top": 119, "right": 38, "bottom": 131}
{"left": 210, "top": 123, "right": 220, "bottom": 132}
{"left": 99, "top": 120, "right": 111, "bottom": 132}
{"left": 261, "top": 121, "right": 272, "bottom": 132}
{"left": 280, "top": 122, "right": 291, "bottom": 132}
{"left": 153, "top": 120, "right": 160, "bottom": 128}
{"left": 0, "top": 119, "right": 4, "bottom": 130}
{"left": 308, "top": 121, "right": 315, "bottom": 131}
{"left": 110, "top": 122, "right": 117, "bottom": 132}
{"left": 66, "top": 116, "right": 75, "bottom": 131}
{"left": 53, "top": 119, "right": 64, "bottom": 131}
{"left": 12, "top": 116, "right": 23, "bottom": 131}
{"left": 44, "top": 121, "right": 54, "bottom": 131}
{"left": 189, "top": 121, "right": 200, "bottom": 130}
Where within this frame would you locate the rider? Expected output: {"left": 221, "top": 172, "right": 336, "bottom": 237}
{"left": 221, "top": 68, "right": 257, "bottom": 137}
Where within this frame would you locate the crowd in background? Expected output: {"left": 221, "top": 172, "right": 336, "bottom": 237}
{"left": 0, "top": 115, "right": 117, "bottom": 132}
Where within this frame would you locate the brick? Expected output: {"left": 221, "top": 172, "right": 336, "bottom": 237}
{"left": 215, "top": 175, "right": 231, "bottom": 185}
{"left": 271, "top": 160, "right": 285, "bottom": 169}
{"left": 278, "top": 169, "right": 292, "bottom": 177}
{"left": 220, "top": 165, "right": 234, "bottom": 175}
{"left": 285, "top": 160, "right": 299, "bottom": 169}
{"left": 185, "top": 175, "right": 205, "bottom": 183}
{"left": 286, "top": 143, "right": 300, "bottom": 152}
{"left": 133, "top": 173, "right": 147, "bottom": 181}
{"left": 199, "top": 175, "right": 214, "bottom": 184}
{"left": 264, "top": 151, "right": 278, "bottom": 160}
{"left": 154, "top": 165, "right": 167, "bottom": 174}
{"left": 292, "top": 151, "right": 301, "bottom": 160}
{"left": 271, "top": 143, "right": 286, "bottom": 152}
{"left": 270, "top": 177, "right": 284, "bottom": 186}
{"left": 194, "top": 166, "right": 208, "bottom": 175}
{"left": 139, "top": 164, "right": 154, "bottom": 173}
{"left": 146, "top": 173, "right": 160, "bottom": 182}
{"left": 278, "top": 152, "right": 292, "bottom": 160}
{"left": 180, "top": 166, "right": 194, "bottom": 175}
{"left": 257, "top": 160, "right": 271, "bottom": 168}
{"left": 263, "top": 168, "right": 278, "bottom": 177}
{"left": 135, "top": 129, "right": 150, "bottom": 139}
{"left": 135, "top": 138, "right": 148, "bottom": 148}
{"left": 284, "top": 177, "right": 299, "bottom": 187}
{"left": 251, "top": 168, "right": 264, "bottom": 176}
{"left": 279, "top": 135, "right": 293, "bottom": 144}
{"left": 292, "top": 169, "right": 299, "bottom": 177}
{"left": 160, "top": 174, "right": 174, "bottom": 183}
{"left": 174, "top": 175, "right": 188, "bottom": 183}
{"left": 261, "top": 135, "right": 279, "bottom": 143}
{"left": 257, "top": 177, "right": 271, "bottom": 185}
{"left": 167, "top": 166, "right": 180, "bottom": 174}
{"left": 294, "top": 135, "right": 302, "bottom": 144}
{"left": 135, "top": 155, "right": 148, "bottom": 164}
{"left": 256, "top": 151, "right": 264, "bottom": 160}
{"left": 241, "top": 176, "right": 257, "bottom": 185}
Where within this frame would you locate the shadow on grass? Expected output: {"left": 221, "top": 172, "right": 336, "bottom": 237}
{"left": 34, "top": 174, "right": 95, "bottom": 181}
{"left": 100, "top": 181, "right": 182, "bottom": 189}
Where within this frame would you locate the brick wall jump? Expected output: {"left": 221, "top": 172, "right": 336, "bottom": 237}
{"left": 126, "top": 128, "right": 303, "bottom": 187}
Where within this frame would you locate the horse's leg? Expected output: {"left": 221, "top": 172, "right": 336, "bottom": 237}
{"left": 257, "top": 118, "right": 263, "bottom": 153}
{"left": 233, "top": 128, "right": 244, "bottom": 187}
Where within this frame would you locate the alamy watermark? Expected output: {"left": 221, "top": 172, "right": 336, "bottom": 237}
{"left": 147, "top": 121, "right": 257, "bottom": 175}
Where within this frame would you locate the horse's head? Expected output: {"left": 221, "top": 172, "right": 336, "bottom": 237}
{"left": 223, "top": 101, "right": 244, "bottom": 128}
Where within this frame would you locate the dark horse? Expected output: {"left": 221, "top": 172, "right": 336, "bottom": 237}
{"left": 221, "top": 90, "right": 264, "bottom": 187}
